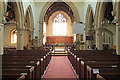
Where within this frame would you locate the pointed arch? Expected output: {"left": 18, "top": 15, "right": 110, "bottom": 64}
{"left": 85, "top": 4, "right": 94, "bottom": 49}
{"left": 39, "top": 2, "right": 80, "bottom": 23}
{"left": 85, "top": 4, "right": 94, "bottom": 33}
{"left": 15, "top": 1, "right": 24, "bottom": 27}
{"left": 24, "top": 5, "right": 34, "bottom": 49}
{"left": 94, "top": 1, "right": 115, "bottom": 50}
{"left": 38, "top": 2, "right": 80, "bottom": 46}
{"left": 25, "top": 5, "right": 34, "bottom": 31}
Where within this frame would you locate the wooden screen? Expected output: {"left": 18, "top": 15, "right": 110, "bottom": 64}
{"left": 46, "top": 36, "right": 73, "bottom": 45}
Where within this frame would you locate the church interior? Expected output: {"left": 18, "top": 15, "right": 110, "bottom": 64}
{"left": 0, "top": 0, "right": 120, "bottom": 80}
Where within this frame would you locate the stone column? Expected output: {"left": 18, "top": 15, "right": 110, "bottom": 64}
{"left": 0, "top": 1, "right": 3, "bottom": 80}
{"left": 0, "top": 1, "right": 4, "bottom": 55}
{"left": 86, "top": 31, "right": 92, "bottom": 49}
{"left": 28, "top": 30, "right": 32, "bottom": 49}
{"left": 115, "top": 2, "right": 120, "bottom": 55}
{"left": 76, "top": 34, "right": 80, "bottom": 49}
{"left": 39, "top": 22, "right": 43, "bottom": 46}
{"left": 95, "top": 28, "right": 103, "bottom": 50}
{"left": 116, "top": 24, "right": 120, "bottom": 55}
{"left": 16, "top": 27, "right": 24, "bottom": 50}
{"left": 0, "top": 24, "right": 2, "bottom": 80}
{"left": 0, "top": 23, "right": 4, "bottom": 55}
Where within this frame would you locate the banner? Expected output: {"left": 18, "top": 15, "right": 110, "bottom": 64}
{"left": 72, "top": 23, "right": 85, "bottom": 34}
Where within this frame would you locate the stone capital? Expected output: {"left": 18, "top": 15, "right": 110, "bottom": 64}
{"left": 16, "top": 27, "right": 24, "bottom": 31}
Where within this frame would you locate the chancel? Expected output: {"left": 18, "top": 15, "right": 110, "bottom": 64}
{"left": 0, "top": 0, "right": 120, "bottom": 80}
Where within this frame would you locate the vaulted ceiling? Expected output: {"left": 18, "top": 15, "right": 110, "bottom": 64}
{"left": 44, "top": 2, "right": 74, "bottom": 23}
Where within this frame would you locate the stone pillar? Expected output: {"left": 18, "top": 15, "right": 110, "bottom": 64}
{"left": 76, "top": 34, "right": 80, "bottom": 49}
{"left": 0, "top": 1, "right": 4, "bottom": 55}
{"left": 16, "top": 27, "right": 24, "bottom": 50}
{"left": 0, "top": 23, "right": 4, "bottom": 55}
{"left": 39, "top": 23, "right": 43, "bottom": 46}
{"left": 115, "top": 2, "right": 120, "bottom": 55}
{"left": 86, "top": 31, "right": 92, "bottom": 49}
{"left": 116, "top": 24, "right": 120, "bottom": 55}
{"left": 95, "top": 28, "right": 103, "bottom": 50}
{"left": 28, "top": 30, "right": 32, "bottom": 49}
{"left": 0, "top": 1, "right": 3, "bottom": 80}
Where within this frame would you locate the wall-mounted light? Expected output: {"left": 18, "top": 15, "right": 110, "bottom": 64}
{"left": 102, "top": 32, "right": 104, "bottom": 35}
{"left": 101, "top": 18, "right": 114, "bottom": 26}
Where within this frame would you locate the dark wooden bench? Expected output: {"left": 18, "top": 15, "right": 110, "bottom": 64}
{"left": 1, "top": 50, "right": 51, "bottom": 80}
{"left": 68, "top": 50, "right": 120, "bottom": 80}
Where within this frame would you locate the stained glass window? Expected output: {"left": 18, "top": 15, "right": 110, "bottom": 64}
{"left": 53, "top": 14, "right": 67, "bottom": 36}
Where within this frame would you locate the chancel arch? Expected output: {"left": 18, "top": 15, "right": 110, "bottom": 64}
{"left": 39, "top": 1, "right": 80, "bottom": 46}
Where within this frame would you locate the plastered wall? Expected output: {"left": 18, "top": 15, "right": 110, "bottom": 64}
{"left": 46, "top": 11, "right": 73, "bottom": 37}
{"left": 4, "top": 25, "right": 16, "bottom": 47}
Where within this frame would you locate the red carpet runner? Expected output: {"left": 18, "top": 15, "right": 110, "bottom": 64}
{"left": 43, "top": 56, "right": 77, "bottom": 80}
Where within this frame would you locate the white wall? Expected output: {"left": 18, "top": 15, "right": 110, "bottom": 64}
{"left": 72, "top": 2, "right": 97, "bottom": 22}
{"left": 34, "top": 2, "right": 46, "bottom": 38}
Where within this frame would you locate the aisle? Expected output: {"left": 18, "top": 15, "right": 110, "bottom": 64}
{"left": 43, "top": 56, "right": 77, "bottom": 80}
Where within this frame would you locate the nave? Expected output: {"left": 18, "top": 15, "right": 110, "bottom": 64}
{"left": 0, "top": 1, "right": 120, "bottom": 80}
{"left": 1, "top": 47, "right": 120, "bottom": 80}
{"left": 43, "top": 56, "right": 77, "bottom": 80}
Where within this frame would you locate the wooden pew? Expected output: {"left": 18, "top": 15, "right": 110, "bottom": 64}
{"left": 2, "top": 50, "right": 51, "bottom": 80}
{"left": 2, "top": 69, "right": 29, "bottom": 80}
{"left": 68, "top": 50, "right": 120, "bottom": 80}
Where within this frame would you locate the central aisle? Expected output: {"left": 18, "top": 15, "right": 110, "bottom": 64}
{"left": 43, "top": 56, "right": 77, "bottom": 80}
